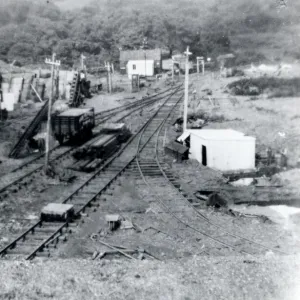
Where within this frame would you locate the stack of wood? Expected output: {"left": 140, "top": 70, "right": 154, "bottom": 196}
{"left": 70, "top": 133, "right": 119, "bottom": 172}
{"left": 99, "top": 123, "right": 131, "bottom": 143}
{"left": 70, "top": 123, "right": 131, "bottom": 172}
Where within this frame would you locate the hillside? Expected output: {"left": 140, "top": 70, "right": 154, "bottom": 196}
{"left": 0, "top": 0, "right": 299, "bottom": 67}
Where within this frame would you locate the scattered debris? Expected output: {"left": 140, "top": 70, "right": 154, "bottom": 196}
{"left": 120, "top": 219, "right": 134, "bottom": 230}
{"left": 206, "top": 192, "right": 228, "bottom": 208}
{"left": 98, "top": 240, "right": 136, "bottom": 260}
{"left": 230, "top": 178, "right": 254, "bottom": 187}
{"left": 243, "top": 259, "right": 256, "bottom": 264}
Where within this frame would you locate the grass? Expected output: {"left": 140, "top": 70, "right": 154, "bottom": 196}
{"left": 228, "top": 77, "right": 300, "bottom": 97}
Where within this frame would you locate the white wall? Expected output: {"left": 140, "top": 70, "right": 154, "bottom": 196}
{"left": 127, "top": 60, "right": 154, "bottom": 78}
{"left": 190, "top": 133, "right": 255, "bottom": 171}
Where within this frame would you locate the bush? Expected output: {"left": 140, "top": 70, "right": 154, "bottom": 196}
{"left": 228, "top": 77, "right": 300, "bottom": 97}
{"left": 234, "top": 51, "right": 268, "bottom": 66}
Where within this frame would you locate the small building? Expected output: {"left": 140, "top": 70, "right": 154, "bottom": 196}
{"left": 105, "top": 214, "right": 122, "bottom": 231}
{"left": 179, "top": 129, "right": 255, "bottom": 172}
{"left": 126, "top": 60, "right": 154, "bottom": 78}
{"left": 120, "top": 48, "right": 162, "bottom": 74}
{"left": 172, "top": 54, "right": 194, "bottom": 72}
{"left": 217, "top": 53, "right": 235, "bottom": 69}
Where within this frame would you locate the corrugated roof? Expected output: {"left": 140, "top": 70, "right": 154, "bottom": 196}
{"left": 165, "top": 141, "right": 189, "bottom": 154}
{"left": 189, "top": 129, "right": 255, "bottom": 141}
{"left": 120, "top": 49, "right": 162, "bottom": 62}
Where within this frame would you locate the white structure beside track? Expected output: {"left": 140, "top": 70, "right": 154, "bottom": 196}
{"left": 127, "top": 60, "right": 154, "bottom": 78}
{"left": 179, "top": 129, "right": 256, "bottom": 172}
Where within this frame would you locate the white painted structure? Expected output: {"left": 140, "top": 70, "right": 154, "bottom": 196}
{"left": 182, "top": 129, "right": 255, "bottom": 172}
{"left": 127, "top": 60, "right": 154, "bottom": 78}
{"left": 0, "top": 93, "right": 15, "bottom": 111}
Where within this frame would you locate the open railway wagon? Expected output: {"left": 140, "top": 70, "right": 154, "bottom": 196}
{"left": 51, "top": 107, "right": 95, "bottom": 145}
{"left": 70, "top": 123, "right": 131, "bottom": 172}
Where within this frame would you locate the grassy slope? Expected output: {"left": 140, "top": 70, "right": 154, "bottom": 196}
{"left": 0, "top": 256, "right": 300, "bottom": 300}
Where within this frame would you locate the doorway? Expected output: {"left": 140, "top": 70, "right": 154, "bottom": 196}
{"left": 202, "top": 145, "right": 207, "bottom": 166}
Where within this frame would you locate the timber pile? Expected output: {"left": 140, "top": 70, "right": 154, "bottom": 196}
{"left": 69, "top": 123, "right": 131, "bottom": 172}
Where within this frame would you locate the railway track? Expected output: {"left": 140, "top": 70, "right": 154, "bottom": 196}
{"left": 134, "top": 100, "right": 288, "bottom": 257}
{"left": 0, "top": 88, "right": 183, "bottom": 259}
{"left": 0, "top": 86, "right": 181, "bottom": 198}
{"left": 94, "top": 85, "right": 179, "bottom": 122}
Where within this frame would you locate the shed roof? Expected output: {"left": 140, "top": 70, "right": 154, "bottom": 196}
{"left": 127, "top": 60, "right": 154, "bottom": 65}
{"left": 105, "top": 214, "right": 121, "bottom": 222}
{"left": 177, "top": 131, "right": 191, "bottom": 142}
{"left": 120, "top": 49, "right": 162, "bottom": 62}
{"left": 189, "top": 129, "right": 255, "bottom": 141}
{"left": 165, "top": 141, "right": 189, "bottom": 154}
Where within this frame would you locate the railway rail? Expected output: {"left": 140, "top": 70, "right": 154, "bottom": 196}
{"left": 0, "top": 86, "right": 181, "bottom": 197}
{"left": 0, "top": 87, "right": 183, "bottom": 259}
{"left": 134, "top": 99, "right": 288, "bottom": 257}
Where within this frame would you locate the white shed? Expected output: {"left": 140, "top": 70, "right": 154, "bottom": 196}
{"left": 184, "top": 129, "right": 255, "bottom": 172}
{"left": 127, "top": 60, "right": 154, "bottom": 79}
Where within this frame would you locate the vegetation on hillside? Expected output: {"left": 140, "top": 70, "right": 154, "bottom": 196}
{"left": 228, "top": 77, "right": 300, "bottom": 97}
{"left": 0, "top": 0, "right": 299, "bottom": 68}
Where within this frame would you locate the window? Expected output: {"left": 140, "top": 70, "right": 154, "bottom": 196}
{"left": 133, "top": 64, "right": 136, "bottom": 70}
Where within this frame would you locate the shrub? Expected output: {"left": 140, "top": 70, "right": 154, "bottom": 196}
{"left": 234, "top": 51, "right": 268, "bottom": 66}
{"left": 228, "top": 77, "right": 300, "bottom": 97}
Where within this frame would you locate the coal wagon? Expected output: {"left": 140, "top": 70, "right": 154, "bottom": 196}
{"left": 52, "top": 107, "right": 95, "bottom": 145}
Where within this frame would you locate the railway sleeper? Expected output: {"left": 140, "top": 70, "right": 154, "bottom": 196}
{"left": 5, "top": 247, "right": 36, "bottom": 255}
{"left": 26, "top": 235, "right": 56, "bottom": 241}
{"left": 73, "top": 202, "right": 99, "bottom": 208}
{"left": 32, "top": 227, "right": 66, "bottom": 234}
{"left": 34, "top": 251, "right": 51, "bottom": 258}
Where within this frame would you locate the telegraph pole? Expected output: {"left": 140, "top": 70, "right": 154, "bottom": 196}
{"left": 8, "top": 60, "right": 16, "bottom": 93}
{"left": 171, "top": 56, "right": 174, "bottom": 83}
{"left": 183, "top": 46, "right": 192, "bottom": 132}
{"left": 81, "top": 54, "right": 85, "bottom": 70}
{"left": 142, "top": 37, "right": 148, "bottom": 78}
{"left": 45, "top": 53, "right": 61, "bottom": 173}
{"left": 106, "top": 62, "right": 112, "bottom": 94}
{"left": 197, "top": 56, "right": 204, "bottom": 76}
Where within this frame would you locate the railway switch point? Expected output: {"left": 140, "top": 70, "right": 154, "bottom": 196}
{"left": 41, "top": 203, "right": 74, "bottom": 222}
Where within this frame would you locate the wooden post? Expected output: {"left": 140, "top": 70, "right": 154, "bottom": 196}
{"left": 55, "top": 66, "right": 60, "bottom": 99}
{"left": 109, "top": 63, "right": 113, "bottom": 93}
{"left": 144, "top": 51, "right": 147, "bottom": 78}
{"left": 81, "top": 54, "right": 84, "bottom": 70}
{"left": 172, "top": 58, "right": 174, "bottom": 83}
{"left": 183, "top": 47, "right": 192, "bottom": 132}
{"left": 45, "top": 53, "right": 61, "bottom": 172}
{"left": 8, "top": 60, "right": 15, "bottom": 93}
{"left": 36, "top": 68, "right": 41, "bottom": 90}
{"left": 30, "top": 84, "right": 43, "bottom": 102}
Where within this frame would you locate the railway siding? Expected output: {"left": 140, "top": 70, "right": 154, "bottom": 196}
{"left": 0, "top": 88, "right": 183, "bottom": 260}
